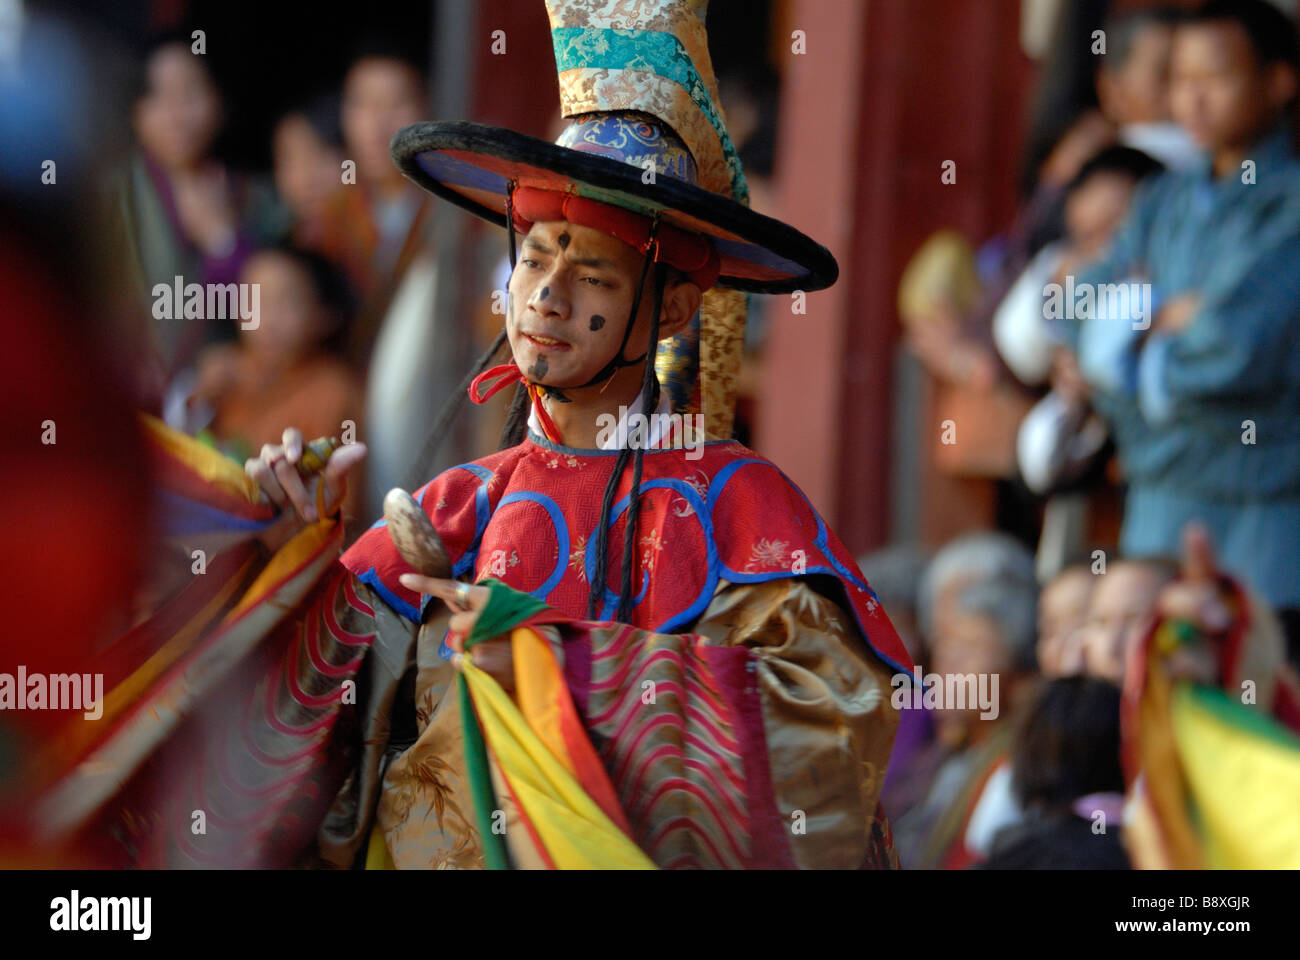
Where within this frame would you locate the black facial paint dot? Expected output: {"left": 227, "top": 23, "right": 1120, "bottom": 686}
{"left": 539, "top": 285, "right": 550, "bottom": 301}
{"left": 557, "top": 233, "right": 570, "bottom": 249}
{"left": 589, "top": 314, "right": 606, "bottom": 331}
{"left": 529, "top": 356, "right": 549, "bottom": 380}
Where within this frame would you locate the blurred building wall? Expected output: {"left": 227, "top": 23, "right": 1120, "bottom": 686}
{"left": 757, "top": 0, "right": 1035, "bottom": 553}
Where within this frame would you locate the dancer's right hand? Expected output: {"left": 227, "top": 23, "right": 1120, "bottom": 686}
{"left": 246, "top": 427, "right": 368, "bottom": 540}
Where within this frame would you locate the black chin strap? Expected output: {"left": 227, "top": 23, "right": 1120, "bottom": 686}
{"left": 539, "top": 384, "right": 572, "bottom": 402}
{"left": 571, "top": 215, "right": 663, "bottom": 390}
{"left": 505, "top": 182, "right": 518, "bottom": 271}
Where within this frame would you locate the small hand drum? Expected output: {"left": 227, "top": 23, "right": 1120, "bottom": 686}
{"left": 294, "top": 436, "right": 342, "bottom": 480}
{"left": 382, "top": 487, "right": 451, "bottom": 579}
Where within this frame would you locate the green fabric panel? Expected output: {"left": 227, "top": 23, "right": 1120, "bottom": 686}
{"left": 466, "top": 577, "right": 550, "bottom": 648}
{"left": 459, "top": 671, "right": 510, "bottom": 870}
{"left": 457, "top": 577, "right": 551, "bottom": 869}
{"left": 1179, "top": 683, "right": 1300, "bottom": 752}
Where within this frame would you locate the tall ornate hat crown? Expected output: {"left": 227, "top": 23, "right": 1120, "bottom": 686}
{"left": 392, "top": 0, "right": 838, "bottom": 439}
{"left": 543, "top": 0, "right": 750, "bottom": 436}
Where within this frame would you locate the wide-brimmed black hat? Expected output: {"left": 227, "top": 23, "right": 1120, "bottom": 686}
{"left": 393, "top": 0, "right": 840, "bottom": 445}
{"left": 391, "top": 116, "right": 838, "bottom": 295}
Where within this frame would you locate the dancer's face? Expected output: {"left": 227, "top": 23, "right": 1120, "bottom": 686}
{"left": 506, "top": 220, "right": 700, "bottom": 389}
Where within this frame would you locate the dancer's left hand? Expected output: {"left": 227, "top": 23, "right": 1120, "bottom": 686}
{"left": 399, "top": 575, "right": 515, "bottom": 692}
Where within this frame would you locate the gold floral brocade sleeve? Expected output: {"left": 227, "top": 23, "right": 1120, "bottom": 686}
{"left": 368, "top": 576, "right": 900, "bottom": 869}
{"left": 689, "top": 578, "right": 901, "bottom": 868}
{"left": 565, "top": 576, "right": 901, "bottom": 868}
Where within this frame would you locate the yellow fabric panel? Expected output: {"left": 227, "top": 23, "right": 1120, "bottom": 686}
{"left": 511, "top": 627, "right": 577, "bottom": 779}
{"left": 139, "top": 412, "right": 261, "bottom": 502}
{"left": 225, "top": 518, "right": 337, "bottom": 621}
{"left": 698, "top": 286, "right": 746, "bottom": 440}
{"left": 365, "top": 823, "right": 394, "bottom": 869}
{"left": 29, "top": 552, "right": 256, "bottom": 790}
{"left": 1133, "top": 657, "right": 1205, "bottom": 869}
{"left": 461, "top": 659, "right": 654, "bottom": 869}
{"left": 1123, "top": 780, "right": 1175, "bottom": 871}
{"left": 1170, "top": 686, "right": 1300, "bottom": 869}
{"left": 485, "top": 741, "right": 552, "bottom": 869}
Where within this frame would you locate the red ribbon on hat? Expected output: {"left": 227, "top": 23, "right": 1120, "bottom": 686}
{"left": 511, "top": 185, "right": 721, "bottom": 290}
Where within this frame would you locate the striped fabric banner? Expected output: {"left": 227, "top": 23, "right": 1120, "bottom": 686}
{"left": 457, "top": 580, "right": 654, "bottom": 869}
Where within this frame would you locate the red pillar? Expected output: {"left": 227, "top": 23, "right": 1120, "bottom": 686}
{"left": 758, "top": 0, "right": 1032, "bottom": 552}
{"left": 756, "top": 0, "right": 870, "bottom": 525}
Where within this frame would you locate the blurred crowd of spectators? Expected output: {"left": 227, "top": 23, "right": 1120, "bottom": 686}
{"left": 114, "top": 31, "right": 447, "bottom": 525}
{"left": 882, "top": 0, "right": 1300, "bottom": 868}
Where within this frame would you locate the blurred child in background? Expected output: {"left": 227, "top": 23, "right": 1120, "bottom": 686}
{"left": 1078, "top": 557, "right": 1178, "bottom": 686}
{"left": 981, "top": 677, "right": 1129, "bottom": 869}
{"left": 1036, "top": 561, "right": 1095, "bottom": 677}
{"left": 190, "top": 246, "right": 365, "bottom": 525}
